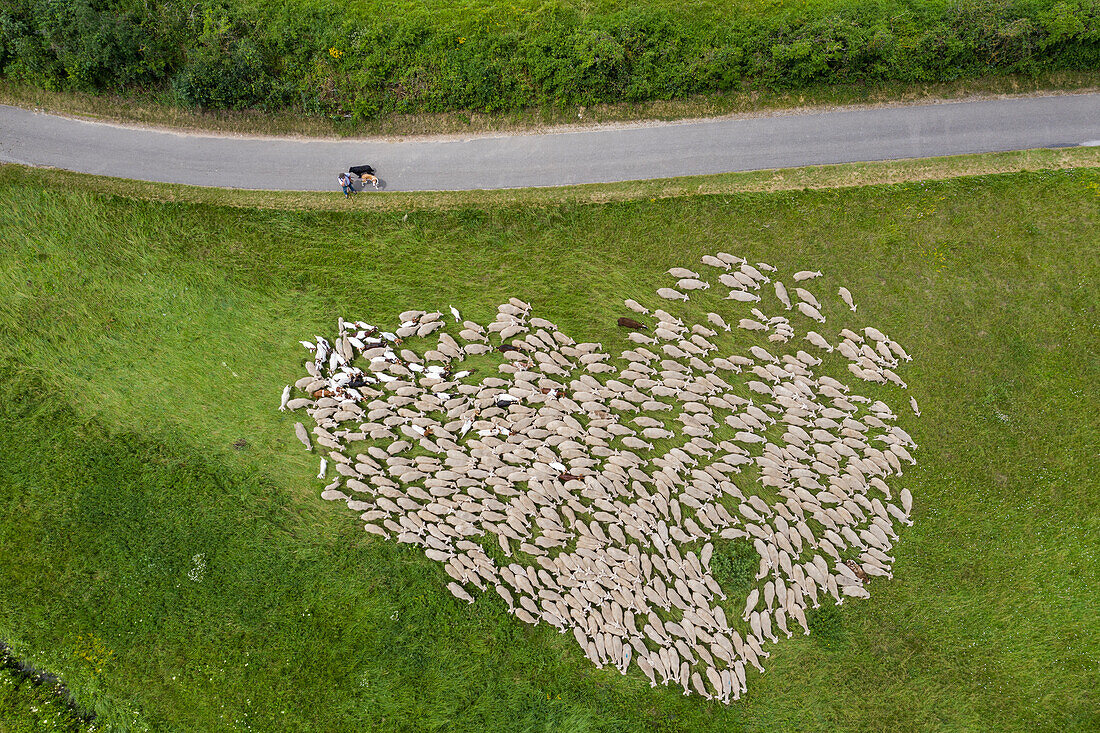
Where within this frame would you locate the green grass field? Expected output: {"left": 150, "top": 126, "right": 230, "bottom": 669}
{"left": 0, "top": 164, "right": 1097, "bottom": 731}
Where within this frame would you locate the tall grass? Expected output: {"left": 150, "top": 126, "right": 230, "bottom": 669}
{"left": 0, "top": 167, "right": 1097, "bottom": 730}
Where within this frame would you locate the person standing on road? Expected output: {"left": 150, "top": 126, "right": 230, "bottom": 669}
{"left": 338, "top": 172, "right": 356, "bottom": 198}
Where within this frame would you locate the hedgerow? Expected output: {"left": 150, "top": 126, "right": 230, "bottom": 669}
{"left": 0, "top": 0, "right": 1096, "bottom": 118}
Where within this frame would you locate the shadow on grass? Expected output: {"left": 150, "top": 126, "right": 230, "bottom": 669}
{"left": 0, "top": 641, "right": 96, "bottom": 728}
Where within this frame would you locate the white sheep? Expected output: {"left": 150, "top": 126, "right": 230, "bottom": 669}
{"left": 773, "top": 280, "right": 792, "bottom": 310}
{"left": 715, "top": 251, "right": 744, "bottom": 266}
{"left": 797, "top": 302, "right": 826, "bottom": 322}
{"left": 294, "top": 423, "right": 313, "bottom": 451}
{"left": 657, "top": 288, "right": 689, "bottom": 301}
{"left": 447, "top": 582, "right": 475, "bottom": 604}
{"left": 804, "top": 331, "right": 833, "bottom": 351}
{"left": 707, "top": 313, "right": 731, "bottom": 331}
{"left": 287, "top": 292, "right": 919, "bottom": 704}
{"left": 793, "top": 270, "right": 823, "bottom": 281}
{"left": 725, "top": 290, "right": 761, "bottom": 302}
{"left": 738, "top": 318, "right": 767, "bottom": 331}
{"left": 794, "top": 287, "right": 821, "bottom": 309}
{"left": 838, "top": 287, "right": 857, "bottom": 312}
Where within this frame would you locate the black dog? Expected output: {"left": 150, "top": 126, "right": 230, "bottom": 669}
{"left": 348, "top": 164, "right": 375, "bottom": 177}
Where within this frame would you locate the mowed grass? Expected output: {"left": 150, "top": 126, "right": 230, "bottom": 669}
{"left": 0, "top": 165, "right": 1097, "bottom": 731}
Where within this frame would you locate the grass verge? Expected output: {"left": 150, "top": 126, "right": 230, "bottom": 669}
{"left": 0, "top": 166, "right": 1097, "bottom": 731}
{"left": 1, "top": 73, "right": 1096, "bottom": 139}
{"left": 3, "top": 147, "right": 1098, "bottom": 214}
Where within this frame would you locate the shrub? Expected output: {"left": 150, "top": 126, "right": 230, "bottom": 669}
{"left": 1, "top": 0, "right": 1096, "bottom": 118}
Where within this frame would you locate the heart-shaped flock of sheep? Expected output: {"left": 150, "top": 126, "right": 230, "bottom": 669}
{"left": 280, "top": 251, "right": 918, "bottom": 703}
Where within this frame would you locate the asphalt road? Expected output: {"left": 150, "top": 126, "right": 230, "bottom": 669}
{"left": 1, "top": 94, "right": 1097, "bottom": 191}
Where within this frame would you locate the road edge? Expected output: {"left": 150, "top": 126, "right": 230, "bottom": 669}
{"left": 4, "top": 83, "right": 1098, "bottom": 143}
{"left": 4, "top": 147, "right": 1097, "bottom": 212}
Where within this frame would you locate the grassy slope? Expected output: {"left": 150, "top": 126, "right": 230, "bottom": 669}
{"left": 4, "top": 74, "right": 1096, "bottom": 139}
{"left": 6, "top": 148, "right": 1099, "bottom": 213}
{"left": 0, "top": 167, "right": 1097, "bottom": 731}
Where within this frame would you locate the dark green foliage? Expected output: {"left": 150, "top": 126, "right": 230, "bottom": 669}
{"left": 0, "top": 0, "right": 188, "bottom": 92}
{"left": 709, "top": 540, "right": 760, "bottom": 600}
{"left": 1, "top": 0, "right": 1097, "bottom": 118}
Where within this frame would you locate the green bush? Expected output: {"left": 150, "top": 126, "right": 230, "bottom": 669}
{"left": 1, "top": 0, "right": 1097, "bottom": 118}
{"left": 0, "top": 0, "right": 187, "bottom": 91}
{"left": 708, "top": 539, "right": 759, "bottom": 600}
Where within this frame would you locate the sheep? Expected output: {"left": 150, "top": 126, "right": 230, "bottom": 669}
{"left": 706, "top": 666, "right": 724, "bottom": 699}
{"left": 900, "top": 488, "right": 913, "bottom": 516}
{"left": 294, "top": 423, "right": 313, "bottom": 451}
{"left": 749, "top": 346, "right": 778, "bottom": 363}
{"left": 668, "top": 267, "right": 700, "bottom": 279}
{"left": 624, "top": 299, "right": 649, "bottom": 314}
{"left": 864, "top": 326, "right": 886, "bottom": 342}
{"left": 622, "top": 437, "right": 655, "bottom": 451}
{"left": 362, "top": 522, "right": 391, "bottom": 539}
{"left": 738, "top": 319, "right": 767, "bottom": 331}
{"left": 677, "top": 278, "right": 710, "bottom": 291}
{"left": 691, "top": 672, "right": 710, "bottom": 699}
{"left": 740, "top": 263, "right": 768, "bottom": 282}
{"left": 797, "top": 302, "right": 826, "bottom": 323}
{"left": 287, "top": 295, "right": 919, "bottom": 704}
{"left": 701, "top": 255, "right": 730, "bottom": 270}
{"left": 713, "top": 252, "right": 742, "bottom": 267}
{"left": 837, "top": 287, "right": 857, "bottom": 312}
{"left": 793, "top": 270, "right": 823, "bottom": 281}
{"left": 883, "top": 369, "right": 907, "bottom": 389}
{"left": 732, "top": 271, "right": 759, "bottom": 290}
{"left": 618, "top": 317, "right": 647, "bottom": 331}
{"left": 702, "top": 313, "right": 729, "bottom": 332}
{"left": 657, "top": 288, "right": 689, "bottom": 301}
{"left": 804, "top": 331, "right": 833, "bottom": 351}
{"left": 773, "top": 280, "right": 792, "bottom": 310}
{"left": 725, "top": 290, "right": 761, "bottom": 302}
{"left": 742, "top": 589, "right": 759, "bottom": 620}
{"left": 447, "top": 582, "right": 475, "bottom": 604}
{"left": 794, "top": 287, "right": 821, "bottom": 309}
